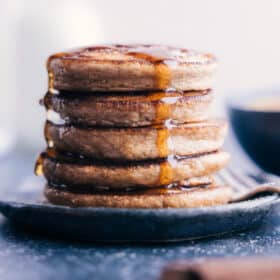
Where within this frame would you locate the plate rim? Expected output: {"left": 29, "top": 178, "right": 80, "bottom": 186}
{"left": 0, "top": 194, "right": 278, "bottom": 218}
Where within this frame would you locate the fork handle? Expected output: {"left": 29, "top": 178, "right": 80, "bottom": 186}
{"left": 230, "top": 184, "right": 280, "bottom": 203}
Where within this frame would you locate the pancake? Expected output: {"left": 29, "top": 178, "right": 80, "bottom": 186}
{"left": 43, "top": 89, "right": 213, "bottom": 127}
{"left": 45, "top": 119, "right": 228, "bottom": 160}
{"left": 47, "top": 44, "right": 217, "bottom": 92}
{"left": 39, "top": 150, "right": 230, "bottom": 189}
{"left": 44, "top": 183, "right": 232, "bottom": 208}
{"left": 45, "top": 176, "right": 214, "bottom": 193}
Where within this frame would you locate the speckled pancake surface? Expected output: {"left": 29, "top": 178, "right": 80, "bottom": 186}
{"left": 45, "top": 119, "right": 227, "bottom": 160}
{"left": 47, "top": 44, "right": 217, "bottom": 92}
{"left": 44, "top": 89, "right": 213, "bottom": 127}
{"left": 40, "top": 150, "right": 230, "bottom": 189}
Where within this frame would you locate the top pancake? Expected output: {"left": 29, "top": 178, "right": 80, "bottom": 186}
{"left": 47, "top": 44, "right": 217, "bottom": 92}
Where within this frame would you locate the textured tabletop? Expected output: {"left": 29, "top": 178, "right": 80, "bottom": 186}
{"left": 0, "top": 137, "right": 279, "bottom": 280}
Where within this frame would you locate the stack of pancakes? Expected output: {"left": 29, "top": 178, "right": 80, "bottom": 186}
{"left": 35, "top": 44, "right": 231, "bottom": 208}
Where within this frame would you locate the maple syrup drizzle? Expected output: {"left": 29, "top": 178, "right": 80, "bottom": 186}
{"left": 35, "top": 150, "right": 49, "bottom": 176}
{"left": 36, "top": 120, "right": 55, "bottom": 174}
{"left": 35, "top": 149, "right": 59, "bottom": 176}
{"left": 125, "top": 46, "right": 181, "bottom": 186}
{"left": 152, "top": 93, "right": 181, "bottom": 185}
{"left": 34, "top": 154, "right": 44, "bottom": 176}
{"left": 47, "top": 57, "right": 55, "bottom": 94}
{"left": 47, "top": 52, "right": 67, "bottom": 94}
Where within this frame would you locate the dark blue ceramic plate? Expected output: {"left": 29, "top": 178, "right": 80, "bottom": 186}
{"left": 0, "top": 174, "right": 279, "bottom": 242}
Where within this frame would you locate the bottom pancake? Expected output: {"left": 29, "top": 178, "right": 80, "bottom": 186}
{"left": 44, "top": 184, "right": 232, "bottom": 208}
{"left": 44, "top": 176, "right": 214, "bottom": 193}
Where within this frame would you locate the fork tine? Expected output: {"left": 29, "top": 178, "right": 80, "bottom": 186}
{"left": 227, "top": 167, "right": 256, "bottom": 189}
{"left": 259, "top": 171, "right": 280, "bottom": 184}
{"left": 218, "top": 169, "right": 249, "bottom": 193}
{"left": 214, "top": 173, "right": 225, "bottom": 185}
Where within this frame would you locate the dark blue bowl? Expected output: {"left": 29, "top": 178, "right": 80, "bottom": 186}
{"left": 228, "top": 89, "right": 280, "bottom": 175}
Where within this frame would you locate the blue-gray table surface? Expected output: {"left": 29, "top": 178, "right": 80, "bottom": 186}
{"left": 0, "top": 136, "right": 280, "bottom": 280}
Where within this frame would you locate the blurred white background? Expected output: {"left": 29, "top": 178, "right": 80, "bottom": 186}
{"left": 1, "top": 0, "right": 280, "bottom": 152}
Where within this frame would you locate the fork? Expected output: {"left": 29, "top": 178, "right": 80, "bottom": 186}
{"left": 216, "top": 167, "right": 280, "bottom": 203}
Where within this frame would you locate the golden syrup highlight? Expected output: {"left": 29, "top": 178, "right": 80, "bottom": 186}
{"left": 34, "top": 154, "right": 44, "bottom": 176}
{"left": 46, "top": 56, "right": 55, "bottom": 94}
{"left": 158, "top": 160, "right": 173, "bottom": 186}
{"left": 156, "top": 97, "right": 172, "bottom": 120}
{"left": 125, "top": 46, "right": 181, "bottom": 187}
{"left": 46, "top": 52, "right": 67, "bottom": 94}
{"left": 156, "top": 126, "right": 172, "bottom": 185}
{"left": 126, "top": 45, "right": 176, "bottom": 89}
